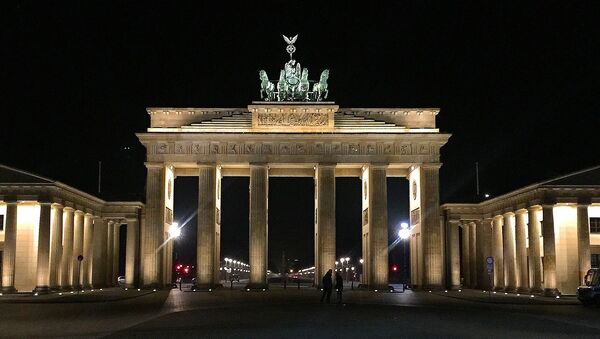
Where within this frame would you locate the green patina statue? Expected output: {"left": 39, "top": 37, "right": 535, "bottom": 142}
{"left": 258, "top": 35, "right": 330, "bottom": 102}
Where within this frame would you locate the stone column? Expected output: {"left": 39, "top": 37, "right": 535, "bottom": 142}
{"left": 577, "top": 204, "right": 591, "bottom": 285}
{"left": 35, "top": 203, "right": 52, "bottom": 293}
{"left": 469, "top": 222, "right": 477, "bottom": 288}
{"left": 72, "top": 211, "right": 84, "bottom": 289}
{"left": 461, "top": 223, "right": 471, "bottom": 288}
{"left": 492, "top": 215, "right": 504, "bottom": 291}
{"left": 514, "top": 209, "right": 529, "bottom": 293}
{"left": 60, "top": 207, "right": 75, "bottom": 290}
{"left": 367, "top": 164, "right": 389, "bottom": 289}
{"left": 106, "top": 220, "right": 115, "bottom": 286}
{"left": 314, "top": 164, "right": 336, "bottom": 288}
{"left": 82, "top": 214, "right": 94, "bottom": 288}
{"left": 125, "top": 218, "right": 140, "bottom": 288}
{"left": 1, "top": 201, "right": 18, "bottom": 293}
{"left": 141, "top": 163, "right": 166, "bottom": 288}
{"left": 92, "top": 217, "right": 108, "bottom": 288}
{"left": 420, "top": 165, "right": 443, "bottom": 289}
{"left": 502, "top": 212, "right": 516, "bottom": 292}
{"left": 247, "top": 163, "right": 268, "bottom": 290}
{"left": 476, "top": 218, "right": 493, "bottom": 290}
{"left": 542, "top": 204, "right": 560, "bottom": 296}
{"left": 113, "top": 222, "right": 121, "bottom": 286}
{"left": 446, "top": 219, "right": 460, "bottom": 289}
{"left": 49, "top": 204, "right": 64, "bottom": 290}
{"left": 527, "top": 206, "right": 543, "bottom": 293}
{"left": 197, "top": 163, "right": 220, "bottom": 289}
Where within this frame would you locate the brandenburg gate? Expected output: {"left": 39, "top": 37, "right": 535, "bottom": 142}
{"left": 136, "top": 36, "right": 450, "bottom": 290}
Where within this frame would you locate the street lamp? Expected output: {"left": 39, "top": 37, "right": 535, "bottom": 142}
{"left": 398, "top": 222, "right": 410, "bottom": 240}
{"left": 168, "top": 223, "right": 181, "bottom": 239}
{"left": 397, "top": 221, "right": 411, "bottom": 290}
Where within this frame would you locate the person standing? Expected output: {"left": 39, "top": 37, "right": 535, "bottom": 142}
{"left": 335, "top": 271, "right": 344, "bottom": 304}
{"left": 320, "top": 269, "right": 333, "bottom": 303}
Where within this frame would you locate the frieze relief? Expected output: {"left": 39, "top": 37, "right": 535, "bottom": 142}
{"left": 149, "top": 141, "right": 440, "bottom": 158}
{"left": 256, "top": 112, "right": 329, "bottom": 126}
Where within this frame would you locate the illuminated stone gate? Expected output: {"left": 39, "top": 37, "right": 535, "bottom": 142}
{"left": 137, "top": 103, "right": 450, "bottom": 290}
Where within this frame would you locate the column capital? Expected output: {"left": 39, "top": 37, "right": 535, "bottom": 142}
{"left": 316, "top": 162, "right": 337, "bottom": 168}
{"left": 515, "top": 208, "right": 528, "bottom": 216}
{"left": 74, "top": 210, "right": 85, "bottom": 216}
{"left": 493, "top": 214, "right": 504, "bottom": 222}
{"left": 527, "top": 205, "right": 542, "bottom": 212}
{"left": 63, "top": 206, "right": 75, "bottom": 212}
{"left": 52, "top": 203, "right": 64, "bottom": 210}
{"left": 418, "top": 163, "right": 443, "bottom": 170}
{"left": 2, "top": 199, "right": 18, "bottom": 205}
{"left": 144, "top": 162, "right": 165, "bottom": 169}
{"left": 366, "top": 163, "right": 389, "bottom": 169}
{"left": 503, "top": 211, "right": 515, "bottom": 217}
{"left": 125, "top": 217, "right": 139, "bottom": 223}
{"left": 197, "top": 162, "right": 217, "bottom": 168}
{"left": 447, "top": 219, "right": 461, "bottom": 225}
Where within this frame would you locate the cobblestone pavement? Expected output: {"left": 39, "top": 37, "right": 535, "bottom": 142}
{"left": 1, "top": 286, "right": 598, "bottom": 338}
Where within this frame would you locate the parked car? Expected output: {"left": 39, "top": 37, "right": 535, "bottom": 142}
{"left": 577, "top": 268, "right": 600, "bottom": 305}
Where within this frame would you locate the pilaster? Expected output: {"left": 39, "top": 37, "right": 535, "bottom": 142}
{"left": 461, "top": 223, "right": 471, "bottom": 288}
{"left": 141, "top": 162, "right": 166, "bottom": 288}
{"left": 125, "top": 217, "right": 140, "bottom": 288}
{"left": 492, "top": 215, "right": 504, "bottom": 291}
{"left": 446, "top": 219, "right": 460, "bottom": 289}
{"left": 420, "top": 164, "right": 443, "bottom": 289}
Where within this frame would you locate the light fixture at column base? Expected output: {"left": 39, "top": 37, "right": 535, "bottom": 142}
{"left": 244, "top": 283, "right": 268, "bottom": 291}
{"left": 33, "top": 286, "right": 50, "bottom": 294}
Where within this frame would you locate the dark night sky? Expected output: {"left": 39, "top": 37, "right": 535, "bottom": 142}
{"left": 4, "top": 2, "right": 599, "bottom": 270}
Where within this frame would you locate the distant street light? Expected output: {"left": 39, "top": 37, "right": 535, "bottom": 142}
{"left": 398, "top": 222, "right": 410, "bottom": 240}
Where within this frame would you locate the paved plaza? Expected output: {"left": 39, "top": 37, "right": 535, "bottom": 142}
{"left": 1, "top": 286, "right": 599, "bottom": 338}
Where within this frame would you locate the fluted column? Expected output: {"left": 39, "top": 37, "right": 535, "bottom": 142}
{"left": 367, "top": 164, "right": 389, "bottom": 289}
{"left": 60, "top": 207, "right": 75, "bottom": 290}
{"left": 542, "top": 204, "right": 560, "bottom": 296}
{"left": 502, "top": 212, "right": 516, "bottom": 292}
{"left": 141, "top": 163, "right": 166, "bottom": 288}
{"left": 469, "top": 222, "right": 477, "bottom": 288}
{"left": 446, "top": 219, "right": 460, "bottom": 289}
{"left": 1, "top": 201, "right": 18, "bottom": 293}
{"left": 527, "top": 206, "right": 543, "bottom": 293}
{"left": 420, "top": 164, "right": 443, "bottom": 289}
{"left": 314, "top": 164, "right": 336, "bottom": 288}
{"left": 515, "top": 209, "right": 529, "bottom": 293}
{"left": 247, "top": 163, "right": 268, "bottom": 290}
{"left": 72, "top": 211, "right": 84, "bottom": 289}
{"left": 112, "top": 222, "right": 120, "bottom": 286}
{"left": 197, "top": 163, "right": 220, "bottom": 289}
{"left": 461, "top": 223, "right": 471, "bottom": 287}
{"left": 92, "top": 217, "right": 108, "bottom": 288}
{"left": 492, "top": 215, "right": 504, "bottom": 291}
{"left": 35, "top": 203, "right": 52, "bottom": 293}
{"left": 106, "top": 220, "right": 115, "bottom": 286}
{"left": 125, "top": 218, "right": 140, "bottom": 287}
{"left": 477, "top": 218, "right": 493, "bottom": 289}
{"left": 82, "top": 214, "right": 94, "bottom": 288}
{"left": 49, "top": 204, "right": 64, "bottom": 290}
{"left": 577, "top": 204, "right": 591, "bottom": 285}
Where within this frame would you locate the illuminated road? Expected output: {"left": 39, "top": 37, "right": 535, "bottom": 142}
{"left": 1, "top": 287, "right": 599, "bottom": 338}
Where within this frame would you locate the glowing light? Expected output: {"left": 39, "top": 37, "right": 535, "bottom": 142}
{"left": 530, "top": 295, "right": 534, "bottom": 298}
{"left": 398, "top": 222, "right": 411, "bottom": 240}
{"left": 359, "top": 259, "right": 364, "bottom": 264}
{"left": 484, "top": 193, "right": 490, "bottom": 198}
{"left": 34, "top": 293, "right": 38, "bottom": 296}
{"left": 168, "top": 223, "right": 181, "bottom": 238}
{"left": 137, "top": 288, "right": 140, "bottom": 291}
{"left": 374, "top": 289, "right": 378, "bottom": 292}
{"left": 458, "top": 290, "right": 462, "bottom": 292}
{"left": 59, "top": 293, "right": 63, "bottom": 295}
{"left": 153, "top": 289, "right": 157, "bottom": 292}
{"left": 70, "top": 291, "right": 74, "bottom": 294}
{"left": 556, "top": 296, "right": 560, "bottom": 299}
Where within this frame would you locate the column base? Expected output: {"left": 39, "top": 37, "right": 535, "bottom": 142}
{"left": 244, "top": 283, "right": 268, "bottom": 291}
{"left": 60, "top": 286, "right": 74, "bottom": 292}
{"left": 543, "top": 288, "right": 561, "bottom": 297}
{"left": 504, "top": 286, "right": 516, "bottom": 293}
{"left": 516, "top": 287, "right": 529, "bottom": 294}
{"left": 493, "top": 286, "right": 505, "bottom": 292}
{"left": 448, "top": 285, "right": 461, "bottom": 290}
{"left": 1, "top": 286, "right": 17, "bottom": 294}
{"left": 33, "top": 286, "right": 51, "bottom": 294}
{"left": 192, "top": 283, "right": 222, "bottom": 291}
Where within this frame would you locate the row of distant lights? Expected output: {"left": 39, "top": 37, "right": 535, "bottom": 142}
{"left": 220, "top": 267, "right": 250, "bottom": 273}
{"left": 429, "top": 289, "right": 561, "bottom": 299}
{"left": 223, "top": 258, "right": 249, "bottom": 267}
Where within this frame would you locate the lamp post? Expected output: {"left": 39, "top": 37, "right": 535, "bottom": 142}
{"left": 398, "top": 222, "right": 410, "bottom": 290}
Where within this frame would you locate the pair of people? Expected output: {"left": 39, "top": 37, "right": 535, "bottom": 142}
{"left": 320, "top": 269, "right": 343, "bottom": 304}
